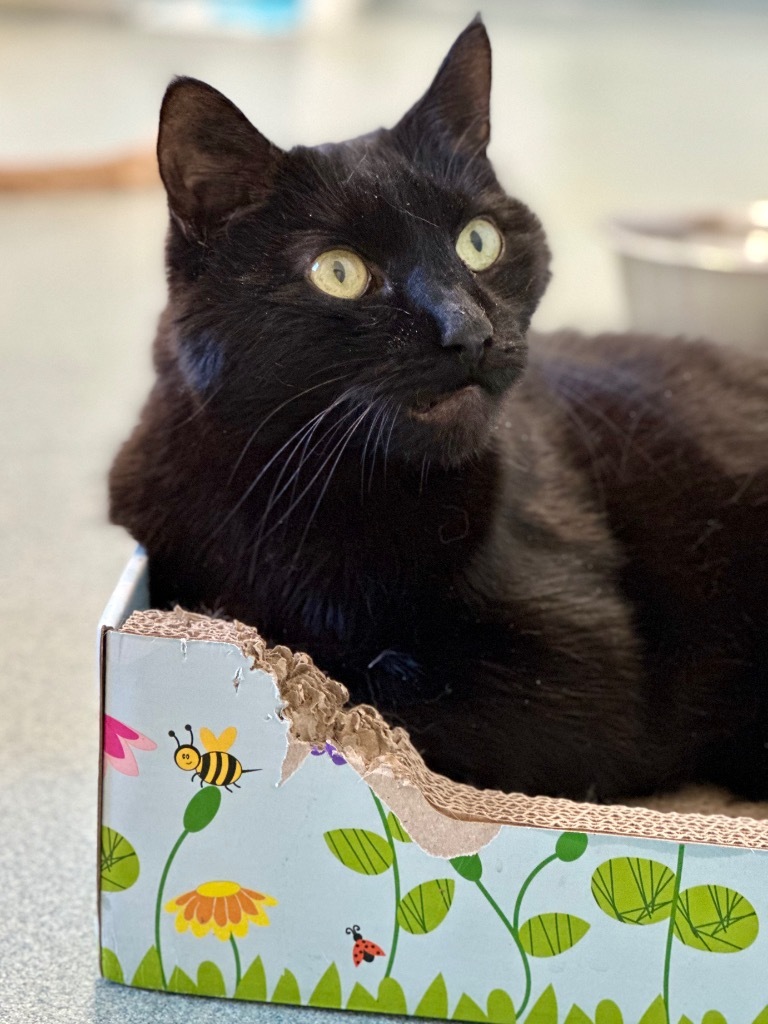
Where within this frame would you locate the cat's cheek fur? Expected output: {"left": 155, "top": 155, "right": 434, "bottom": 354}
{"left": 177, "top": 330, "right": 225, "bottom": 394}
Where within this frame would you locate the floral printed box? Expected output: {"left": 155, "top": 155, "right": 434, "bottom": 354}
{"left": 99, "top": 550, "right": 768, "bottom": 1024}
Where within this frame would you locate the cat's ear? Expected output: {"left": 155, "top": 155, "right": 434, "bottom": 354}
{"left": 158, "top": 77, "right": 284, "bottom": 237}
{"left": 394, "top": 16, "right": 491, "bottom": 157}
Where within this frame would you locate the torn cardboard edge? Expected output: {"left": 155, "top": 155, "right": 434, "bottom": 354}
{"left": 119, "top": 606, "right": 768, "bottom": 852}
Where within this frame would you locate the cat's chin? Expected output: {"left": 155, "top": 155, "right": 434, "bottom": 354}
{"left": 404, "top": 384, "right": 498, "bottom": 467}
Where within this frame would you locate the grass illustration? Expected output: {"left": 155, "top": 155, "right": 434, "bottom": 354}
{"left": 101, "top": 945, "right": 767, "bottom": 1024}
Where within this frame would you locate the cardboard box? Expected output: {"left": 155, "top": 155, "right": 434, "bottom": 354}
{"left": 99, "top": 551, "right": 768, "bottom": 1023}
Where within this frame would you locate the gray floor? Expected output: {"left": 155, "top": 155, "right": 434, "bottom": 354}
{"left": 2, "top": 2, "right": 768, "bottom": 1022}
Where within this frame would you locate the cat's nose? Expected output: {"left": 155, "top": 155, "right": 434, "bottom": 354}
{"left": 440, "top": 310, "right": 493, "bottom": 366}
{"left": 404, "top": 269, "right": 493, "bottom": 365}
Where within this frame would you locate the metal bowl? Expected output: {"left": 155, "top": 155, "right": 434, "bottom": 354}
{"left": 608, "top": 202, "right": 768, "bottom": 354}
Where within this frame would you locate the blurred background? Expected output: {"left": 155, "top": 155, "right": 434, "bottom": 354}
{"left": 1, "top": 2, "right": 767, "bottom": 1022}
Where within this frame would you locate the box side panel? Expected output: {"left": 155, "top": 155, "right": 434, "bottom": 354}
{"left": 99, "top": 547, "right": 150, "bottom": 633}
{"left": 98, "top": 629, "right": 768, "bottom": 1021}
{"left": 97, "top": 549, "right": 151, "bottom": 973}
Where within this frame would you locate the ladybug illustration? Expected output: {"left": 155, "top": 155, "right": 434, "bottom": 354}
{"left": 346, "top": 924, "right": 386, "bottom": 967}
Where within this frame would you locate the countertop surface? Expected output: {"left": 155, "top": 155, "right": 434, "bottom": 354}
{"left": 2, "top": 2, "right": 768, "bottom": 1021}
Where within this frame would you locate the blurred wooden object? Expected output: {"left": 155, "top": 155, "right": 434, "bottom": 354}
{"left": 0, "top": 145, "right": 159, "bottom": 192}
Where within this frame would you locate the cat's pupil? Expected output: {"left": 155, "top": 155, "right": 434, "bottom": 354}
{"left": 333, "top": 260, "right": 346, "bottom": 283}
{"left": 470, "top": 230, "right": 483, "bottom": 252}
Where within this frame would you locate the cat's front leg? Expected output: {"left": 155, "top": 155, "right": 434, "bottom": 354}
{"left": 356, "top": 617, "right": 662, "bottom": 801}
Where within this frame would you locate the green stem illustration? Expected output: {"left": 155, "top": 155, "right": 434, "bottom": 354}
{"left": 451, "top": 835, "right": 588, "bottom": 1020}
{"left": 371, "top": 790, "right": 401, "bottom": 978}
{"left": 230, "top": 934, "right": 242, "bottom": 992}
{"left": 474, "top": 878, "right": 532, "bottom": 1019}
{"left": 663, "top": 844, "right": 685, "bottom": 1024}
{"left": 154, "top": 828, "right": 190, "bottom": 991}
{"left": 513, "top": 854, "right": 559, "bottom": 933}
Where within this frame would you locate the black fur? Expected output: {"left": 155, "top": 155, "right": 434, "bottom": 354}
{"left": 110, "top": 19, "right": 768, "bottom": 800}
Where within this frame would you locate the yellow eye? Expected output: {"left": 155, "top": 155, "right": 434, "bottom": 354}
{"left": 456, "top": 218, "right": 503, "bottom": 271}
{"left": 309, "top": 249, "right": 370, "bottom": 299}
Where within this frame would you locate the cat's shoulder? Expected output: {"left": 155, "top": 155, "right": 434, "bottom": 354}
{"left": 525, "top": 328, "right": 768, "bottom": 401}
{"left": 519, "top": 330, "right": 768, "bottom": 481}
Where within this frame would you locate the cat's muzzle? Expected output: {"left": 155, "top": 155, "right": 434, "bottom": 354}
{"left": 409, "top": 383, "right": 488, "bottom": 425}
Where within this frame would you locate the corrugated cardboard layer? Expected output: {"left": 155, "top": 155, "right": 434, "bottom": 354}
{"left": 121, "top": 607, "right": 768, "bottom": 851}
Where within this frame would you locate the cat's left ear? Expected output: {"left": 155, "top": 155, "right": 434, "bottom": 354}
{"left": 158, "top": 77, "right": 284, "bottom": 238}
{"left": 393, "top": 16, "right": 491, "bottom": 157}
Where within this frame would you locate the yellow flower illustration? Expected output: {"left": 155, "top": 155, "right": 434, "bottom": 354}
{"left": 165, "top": 880, "right": 278, "bottom": 941}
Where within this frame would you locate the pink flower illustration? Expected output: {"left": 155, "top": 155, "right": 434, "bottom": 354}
{"left": 104, "top": 715, "right": 156, "bottom": 775}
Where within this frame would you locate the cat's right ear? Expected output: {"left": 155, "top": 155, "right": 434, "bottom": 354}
{"left": 158, "top": 77, "right": 284, "bottom": 239}
{"left": 393, "top": 17, "right": 492, "bottom": 159}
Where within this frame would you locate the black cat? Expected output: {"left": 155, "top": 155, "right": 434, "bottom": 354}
{"left": 110, "top": 18, "right": 768, "bottom": 801}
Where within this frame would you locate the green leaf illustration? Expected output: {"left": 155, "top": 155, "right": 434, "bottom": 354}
{"left": 168, "top": 967, "right": 197, "bottom": 994}
{"left": 591, "top": 858, "right": 675, "bottom": 924}
{"left": 678, "top": 1017, "right": 694, "bottom": 1024}
{"left": 556, "top": 832, "right": 589, "bottom": 862}
{"left": 701, "top": 1013, "right": 728, "bottom": 1024}
{"left": 309, "top": 963, "right": 342, "bottom": 1009}
{"left": 347, "top": 983, "right": 377, "bottom": 1012}
{"left": 387, "top": 812, "right": 412, "bottom": 843}
{"left": 324, "top": 828, "right": 393, "bottom": 874}
{"left": 637, "top": 996, "right": 667, "bottom": 1024}
{"left": 416, "top": 974, "right": 449, "bottom": 1018}
{"left": 183, "top": 785, "right": 222, "bottom": 832}
{"left": 674, "top": 884, "right": 758, "bottom": 953}
{"left": 131, "top": 946, "right": 164, "bottom": 991}
{"left": 563, "top": 1008, "right": 593, "bottom": 1024}
{"left": 486, "top": 989, "right": 516, "bottom": 1024}
{"left": 197, "top": 961, "right": 226, "bottom": 997}
{"left": 272, "top": 969, "right": 301, "bottom": 1005}
{"left": 235, "top": 955, "right": 267, "bottom": 1001}
{"left": 450, "top": 854, "right": 483, "bottom": 882}
{"left": 524, "top": 985, "right": 557, "bottom": 1024}
{"left": 594, "top": 1000, "right": 623, "bottom": 1024}
{"left": 454, "top": 993, "right": 488, "bottom": 1022}
{"left": 100, "top": 826, "right": 139, "bottom": 892}
{"left": 519, "top": 913, "right": 590, "bottom": 957}
{"left": 397, "top": 878, "right": 455, "bottom": 934}
{"left": 378, "top": 978, "right": 408, "bottom": 1014}
{"left": 100, "top": 948, "right": 124, "bottom": 984}
{"left": 753, "top": 1010, "right": 768, "bottom": 1024}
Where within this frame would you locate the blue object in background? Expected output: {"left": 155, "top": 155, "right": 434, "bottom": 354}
{"left": 204, "top": 0, "right": 303, "bottom": 33}
{"left": 135, "top": 0, "right": 307, "bottom": 35}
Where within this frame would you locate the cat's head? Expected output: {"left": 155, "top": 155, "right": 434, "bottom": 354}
{"left": 157, "top": 18, "right": 550, "bottom": 472}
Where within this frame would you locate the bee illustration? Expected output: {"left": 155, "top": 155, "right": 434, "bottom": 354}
{"left": 168, "top": 724, "right": 260, "bottom": 791}
{"left": 346, "top": 925, "right": 386, "bottom": 967}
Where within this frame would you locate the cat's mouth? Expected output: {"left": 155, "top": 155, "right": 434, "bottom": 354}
{"left": 409, "top": 384, "right": 486, "bottom": 424}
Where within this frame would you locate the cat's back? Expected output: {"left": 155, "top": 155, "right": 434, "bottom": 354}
{"left": 525, "top": 329, "right": 768, "bottom": 491}
{"left": 520, "top": 330, "right": 768, "bottom": 753}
